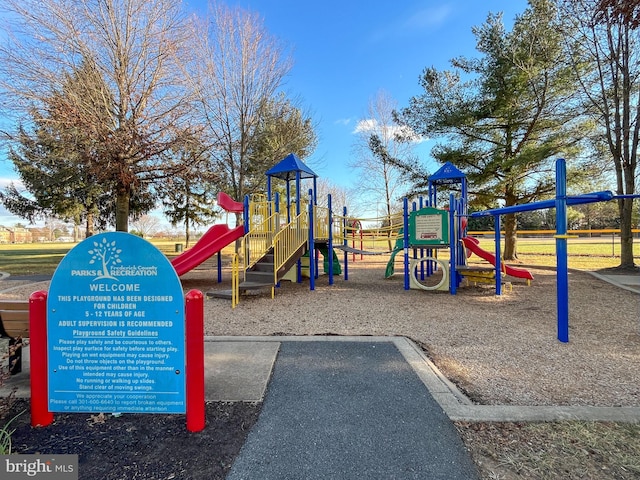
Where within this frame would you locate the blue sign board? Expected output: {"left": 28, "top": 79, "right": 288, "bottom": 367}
{"left": 47, "top": 232, "right": 186, "bottom": 414}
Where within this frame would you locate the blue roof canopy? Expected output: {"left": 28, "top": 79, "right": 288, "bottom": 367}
{"left": 266, "top": 153, "right": 317, "bottom": 181}
{"left": 428, "top": 161, "right": 466, "bottom": 185}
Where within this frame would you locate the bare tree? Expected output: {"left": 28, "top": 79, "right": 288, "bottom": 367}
{"left": 187, "top": 2, "right": 293, "bottom": 223}
{"left": 315, "top": 178, "right": 358, "bottom": 215}
{"left": 349, "top": 90, "right": 417, "bottom": 225}
{"left": 0, "top": 0, "right": 199, "bottom": 232}
{"left": 130, "top": 214, "right": 162, "bottom": 239}
{"left": 561, "top": 0, "right": 639, "bottom": 267}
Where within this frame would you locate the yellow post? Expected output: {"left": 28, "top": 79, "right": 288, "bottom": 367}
{"left": 231, "top": 253, "right": 239, "bottom": 308}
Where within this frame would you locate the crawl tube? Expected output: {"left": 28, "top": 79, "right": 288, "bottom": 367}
{"left": 409, "top": 257, "right": 449, "bottom": 291}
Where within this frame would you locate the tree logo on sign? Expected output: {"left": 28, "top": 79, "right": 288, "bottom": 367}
{"left": 88, "top": 237, "right": 122, "bottom": 281}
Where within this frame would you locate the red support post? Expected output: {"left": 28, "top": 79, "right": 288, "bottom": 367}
{"left": 185, "top": 289, "right": 205, "bottom": 432}
{"left": 29, "top": 290, "right": 54, "bottom": 427}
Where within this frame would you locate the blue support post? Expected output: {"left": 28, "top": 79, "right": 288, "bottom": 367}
{"left": 457, "top": 200, "right": 465, "bottom": 270}
{"left": 494, "top": 215, "right": 502, "bottom": 296}
{"left": 308, "top": 190, "right": 315, "bottom": 291}
{"left": 449, "top": 194, "right": 457, "bottom": 295}
{"left": 243, "top": 195, "right": 250, "bottom": 234}
{"left": 403, "top": 198, "right": 410, "bottom": 290}
{"left": 286, "top": 182, "right": 291, "bottom": 223}
{"left": 275, "top": 192, "right": 281, "bottom": 289}
{"left": 343, "top": 206, "right": 349, "bottom": 281}
{"left": 419, "top": 197, "right": 425, "bottom": 280}
{"left": 556, "top": 159, "right": 569, "bottom": 343}
{"left": 412, "top": 202, "right": 418, "bottom": 277}
{"left": 295, "top": 173, "right": 302, "bottom": 282}
{"left": 217, "top": 251, "right": 222, "bottom": 283}
{"left": 328, "top": 194, "right": 334, "bottom": 286}
{"left": 267, "top": 177, "right": 272, "bottom": 211}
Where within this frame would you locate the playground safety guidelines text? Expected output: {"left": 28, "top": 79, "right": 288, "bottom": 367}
{"left": 49, "top": 291, "right": 184, "bottom": 413}
{"left": 415, "top": 214, "right": 443, "bottom": 241}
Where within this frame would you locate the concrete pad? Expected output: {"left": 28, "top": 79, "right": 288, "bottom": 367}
{"left": 614, "top": 274, "right": 640, "bottom": 286}
{"left": 204, "top": 340, "right": 279, "bottom": 402}
{"left": 589, "top": 272, "right": 640, "bottom": 294}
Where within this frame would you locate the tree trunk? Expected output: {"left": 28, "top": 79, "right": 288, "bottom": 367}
{"left": 115, "top": 189, "right": 130, "bottom": 232}
{"left": 619, "top": 197, "right": 636, "bottom": 268}
{"left": 85, "top": 211, "right": 95, "bottom": 238}
{"left": 185, "top": 216, "right": 191, "bottom": 248}
{"left": 502, "top": 213, "right": 518, "bottom": 260}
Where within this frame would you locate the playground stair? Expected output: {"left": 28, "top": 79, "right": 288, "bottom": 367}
{"left": 241, "top": 251, "right": 276, "bottom": 291}
{"left": 207, "top": 244, "right": 308, "bottom": 300}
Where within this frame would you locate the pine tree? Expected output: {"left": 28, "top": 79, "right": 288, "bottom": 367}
{"left": 396, "top": 0, "right": 591, "bottom": 259}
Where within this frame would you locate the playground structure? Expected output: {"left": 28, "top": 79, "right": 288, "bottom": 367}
{"left": 168, "top": 154, "right": 634, "bottom": 342}
{"left": 383, "top": 161, "right": 534, "bottom": 294}
{"left": 170, "top": 154, "right": 344, "bottom": 306}
{"left": 169, "top": 154, "right": 537, "bottom": 302}
{"left": 166, "top": 155, "right": 548, "bottom": 298}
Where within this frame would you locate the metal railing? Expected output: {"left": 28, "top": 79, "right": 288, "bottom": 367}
{"left": 241, "top": 198, "right": 330, "bottom": 288}
{"left": 313, "top": 206, "right": 331, "bottom": 240}
{"left": 272, "top": 210, "right": 309, "bottom": 284}
{"left": 243, "top": 211, "right": 279, "bottom": 270}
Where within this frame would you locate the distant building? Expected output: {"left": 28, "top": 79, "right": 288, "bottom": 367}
{"left": 0, "top": 226, "right": 33, "bottom": 243}
{"left": 29, "top": 227, "right": 52, "bottom": 243}
{"left": 0, "top": 226, "right": 10, "bottom": 243}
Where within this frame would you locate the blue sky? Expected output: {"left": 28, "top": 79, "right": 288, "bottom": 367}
{"left": 205, "top": 0, "right": 528, "bottom": 186}
{"left": 0, "top": 0, "right": 529, "bottom": 226}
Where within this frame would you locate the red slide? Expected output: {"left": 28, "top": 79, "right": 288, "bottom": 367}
{"left": 171, "top": 224, "right": 245, "bottom": 276}
{"left": 217, "top": 191, "right": 244, "bottom": 213}
{"left": 461, "top": 237, "right": 534, "bottom": 280}
{"left": 170, "top": 192, "right": 245, "bottom": 276}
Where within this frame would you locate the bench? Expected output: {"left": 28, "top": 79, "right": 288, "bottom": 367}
{"left": 0, "top": 299, "right": 29, "bottom": 375}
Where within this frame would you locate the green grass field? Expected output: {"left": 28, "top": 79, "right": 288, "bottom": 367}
{"left": 0, "top": 240, "right": 183, "bottom": 275}
{"left": 1, "top": 236, "right": 638, "bottom": 276}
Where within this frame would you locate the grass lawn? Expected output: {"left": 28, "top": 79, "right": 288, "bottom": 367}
{"left": 0, "top": 240, "right": 191, "bottom": 275}
{"left": 1, "top": 236, "right": 638, "bottom": 275}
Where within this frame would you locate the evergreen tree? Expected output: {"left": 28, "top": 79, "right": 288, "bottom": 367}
{"left": 396, "top": 0, "right": 591, "bottom": 259}
{"left": 162, "top": 137, "right": 219, "bottom": 247}
{"left": 249, "top": 93, "right": 318, "bottom": 183}
{"left": 2, "top": 60, "right": 112, "bottom": 235}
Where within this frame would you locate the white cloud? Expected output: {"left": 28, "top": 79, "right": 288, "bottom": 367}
{"left": 352, "top": 118, "right": 426, "bottom": 144}
{"left": 403, "top": 5, "right": 453, "bottom": 31}
{"left": 353, "top": 119, "right": 379, "bottom": 134}
{"left": 370, "top": 4, "right": 453, "bottom": 43}
{"left": 334, "top": 117, "right": 352, "bottom": 126}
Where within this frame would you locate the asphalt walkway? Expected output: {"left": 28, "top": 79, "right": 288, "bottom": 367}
{"left": 227, "top": 340, "right": 478, "bottom": 480}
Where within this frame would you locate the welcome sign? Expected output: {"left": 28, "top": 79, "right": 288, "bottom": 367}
{"left": 47, "top": 232, "right": 186, "bottom": 414}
